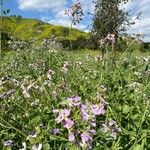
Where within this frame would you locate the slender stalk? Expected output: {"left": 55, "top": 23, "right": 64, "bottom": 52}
{"left": 69, "top": 21, "right": 73, "bottom": 50}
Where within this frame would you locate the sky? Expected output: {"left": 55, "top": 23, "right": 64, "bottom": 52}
{"left": 3, "top": 0, "right": 150, "bottom": 42}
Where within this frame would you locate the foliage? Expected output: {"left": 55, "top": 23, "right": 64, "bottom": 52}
{"left": 92, "top": 0, "right": 131, "bottom": 50}
{"left": 0, "top": 46, "right": 150, "bottom": 149}
{"left": 1, "top": 31, "right": 11, "bottom": 51}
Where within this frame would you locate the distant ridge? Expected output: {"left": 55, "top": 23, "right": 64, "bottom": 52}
{"left": 1, "top": 16, "right": 88, "bottom": 43}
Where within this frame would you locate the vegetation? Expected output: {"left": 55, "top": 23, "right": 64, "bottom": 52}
{"left": 0, "top": 45, "right": 150, "bottom": 149}
{"left": 1, "top": 16, "right": 87, "bottom": 49}
{"left": 0, "top": 1, "right": 150, "bottom": 149}
{"left": 93, "top": 0, "right": 129, "bottom": 38}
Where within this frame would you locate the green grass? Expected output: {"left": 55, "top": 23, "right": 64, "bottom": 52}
{"left": 0, "top": 48, "right": 150, "bottom": 150}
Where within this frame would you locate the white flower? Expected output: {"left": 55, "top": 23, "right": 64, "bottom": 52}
{"left": 32, "top": 144, "right": 42, "bottom": 150}
{"left": 19, "top": 142, "right": 26, "bottom": 150}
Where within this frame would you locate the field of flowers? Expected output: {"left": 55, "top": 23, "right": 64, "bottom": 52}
{"left": 0, "top": 45, "right": 150, "bottom": 150}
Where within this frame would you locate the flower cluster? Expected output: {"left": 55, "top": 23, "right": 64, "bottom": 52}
{"left": 61, "top": 61, "right": 69, "bottom": 73}
{"left": 65, "top": 2, "right": 84, "bottom": 25}
{"left": 102, "top": 119, "right": 121, "bottom": 139}
{"left": 105, "top": 33, "right": 115, "bottom": 43}
{"left": 8, "top": 36, "right": 30, "bottom": 51}
{"left": 42, "top": 36, "right": 62, "bottom": 51}
{"left": 53, "top": 96, "right": 108, "bottom": 149}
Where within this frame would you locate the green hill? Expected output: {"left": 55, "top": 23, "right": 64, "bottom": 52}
{"left": 1, "top": 16, "right": 88, "bottom": 44}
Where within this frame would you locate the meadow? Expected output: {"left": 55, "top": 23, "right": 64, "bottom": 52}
{"left": 0, "top": 38, "right": 150, "bottom": 150}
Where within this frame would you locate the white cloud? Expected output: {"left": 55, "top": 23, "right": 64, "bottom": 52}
{"left": 18, "top": 0, "right": 68, "bottom": 11}
{"left": 125, "top": 0, "right": 150, "bottom": 41}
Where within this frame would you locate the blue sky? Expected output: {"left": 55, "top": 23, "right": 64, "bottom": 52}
{"left": 4, "top": 0, "right": 150, "bottom": 42}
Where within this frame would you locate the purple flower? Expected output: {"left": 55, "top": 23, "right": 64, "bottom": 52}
{"left": 90, "top": 118, "right": 96, "bottom": 127}
{"left": 90, "top": 103, "right": 105, "bottom": 115}
{"left": 64, "top": 118, "right": 74, "bottom": 129}
{"left": 54, "top": 109, "right": 71, "bottom": 124}
{"left": 3, "top": 140, "right": 13, "bottom": 147}
{"left": 89, "top": 130, "right": 96, "bottom": 135}
{"left": 108, "top": 119, "right": 116, "bottom": 128}
{"left": 102, "top": 119, "right": 121, "bottom": 140}
{"left": 67, "top": 96, "right": 81, "bottom": 106}
{"left": 51, "top": 128, "right": 60, "bottom": 135}
{"left": 68, "top": 132, "right": 75, "bottom": 142}
{"left": 80, "top": 104, "right": 89, "bottom": 121}
{"left": 80, "top": 130, "right": 96, "bottom": 149}
{"left": 81, "top": 132, "right": 92, "bottom": 143}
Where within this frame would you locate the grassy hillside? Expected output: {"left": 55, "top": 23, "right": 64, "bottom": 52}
{"left": 1, "top": 16, "right": 88, "bottom": 43}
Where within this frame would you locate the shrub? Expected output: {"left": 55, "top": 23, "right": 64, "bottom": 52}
{"left": 1, "top": 31, "right": 11, "bottom": 52}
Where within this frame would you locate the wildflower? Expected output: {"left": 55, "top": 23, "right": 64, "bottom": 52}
{"left": 3, "top": 140, "right": 13, "bottom": 147}
{"left": 32, "top": 143, "right": 42, "bottom": 150}
{"left": 80, "top": 129, "right": 96, "bottom": 149}
{"left": 89, "top": 130, "right": 96, "bottom": 135}
{"left": 67, "top": 96, "right": 81, "bottom": 107}
{"left": 90, "top": 103, "right": 105, "bottom": 115}
{"left": 51, "top": 128, "right": 60, "bottom": 135}
{"left": 106, "top": 33, "right": 115, "bottom": 42}
{"left": 47, "top": 69, "right": 55, "bottom": 79}
{"left": 95, "top": 56, "right": 102, "bottom": 61}
{"left": 52, "top": 90, "right": 57, "bottom": 98}
{"left": 44, "top": 79, "right": 51, "bottom": 86}
{"left": 27, "top": 132, "right": 37, "bottom": 139}
{"left": 90, "top": 117, "right": 96, "bottom": 127}
{"left": 23, "top": 89, "right": 30, "bottom": 98}
{"left": 102, "top": 119, "right": 121, "bottom": 140}
{"left": 31, "top": 99, "right": 40, "bottom": 106}
{"left": 19, "top": 142, "right": 26, "bottom": 150}
{"left": 108, "top": 119, "right": 116, "bottom": 127}
{"left": 61, "top": 61, "right": 69, "bottom": 73}
{"left": 76, "top": 61, "right": 82, "bottom": 66}
{"left": 80, "top": 104, "right": 90, "bottom": 121}
{"left": 54, "top": 109, "right": 71, "bottom": 123}
{"left": 68, "top": 132, "right": 75, "bottom": 142}
{"left": 11, "top": 78, "right": 20, "bottom": 86}
{"left": 81, "top": 132, "right": 92, "bottom": 143}
{"left": 64, "top": 118, "right": 74, "bottom": 129}
{"left": 0, "top": 89, "right": 15, "bottom": 99}
{"left": 143, "top": 57, "right": 149, "bottom": 63}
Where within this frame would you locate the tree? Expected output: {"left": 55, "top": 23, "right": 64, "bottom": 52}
{"left": 92, "top": 0, "right": 131, "bottom": 53}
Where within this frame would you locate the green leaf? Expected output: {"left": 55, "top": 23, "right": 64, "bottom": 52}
{"left": 3, "top": 10, "right": 6, "bottom": 14}
{"left": 132, "top": 144, "right": 143, "bottom": 150}
{"left": 30, "top": 116, "right": 41, "bottom": 125}
{"left": 122, "top": 104, "right": 130, "bottom": 114}
{"left": 43, "top": 143, "right": 50, "bottom": 150}
{"left": 6, "top": 9, "right": 10, "bottom": 14}
{"left": 58, "top": 143, "right": 63, "bottom": 150}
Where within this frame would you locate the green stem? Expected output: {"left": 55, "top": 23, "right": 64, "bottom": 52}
{"left": 69, "top": 21, "right": 73, "bottom": 50}
{"left": 0, "top": 117, "right": 26, "bottom": 137}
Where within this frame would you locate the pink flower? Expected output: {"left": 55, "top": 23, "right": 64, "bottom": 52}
{"left": 64, "top": 118, "right": 74, "bottom": 129}
{"left": 54, "top": 109, "right": 71, "bottom": 124}
{"left": 90, "top": 103, "right": 105, "bottom": 115}
{"left": 67, "top": 96, "right": 81, "bottom": 106}
{"left": 68, "top": 132, "right": 75, "bottom": 142}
